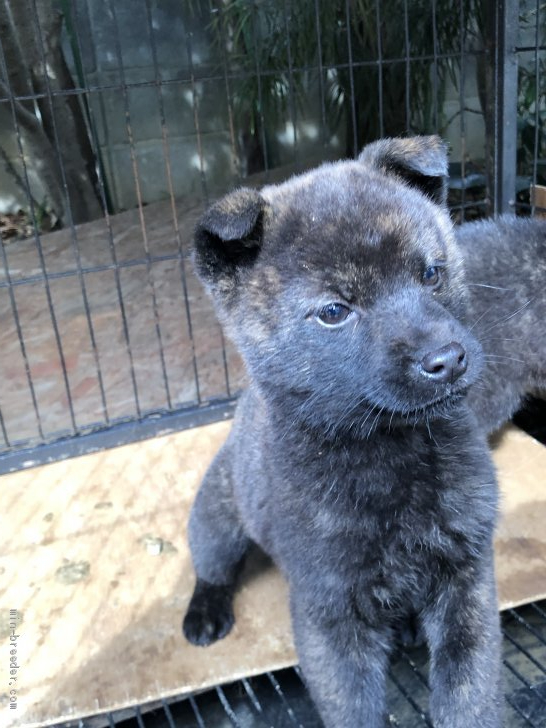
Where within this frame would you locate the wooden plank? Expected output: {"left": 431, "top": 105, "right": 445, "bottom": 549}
{"left": 493, "top": 425, "right": 546, "bottom": 608}
{"left": 531, "top": 183, "right": 546, "bottom": 216}
{"left": 1, "top": 423, "right": 546, "bottom": 727}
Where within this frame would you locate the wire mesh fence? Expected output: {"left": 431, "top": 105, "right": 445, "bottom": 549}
{"left": 0, "top": 0, "right": 542, "bottom": 466}
{"left": 515, "top": 0, "right": 546, "bottom": 214}
{"left": 2, "top": 4, "right": 545, "bottom": 726}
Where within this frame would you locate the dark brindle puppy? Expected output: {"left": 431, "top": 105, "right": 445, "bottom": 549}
{"left": 183, "top": 136, "right": 503, "bottom": 727}
{"left": 459, "top": 216, "right": 546, "bottom": 434}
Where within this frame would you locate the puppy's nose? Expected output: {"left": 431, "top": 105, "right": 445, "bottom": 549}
{"left": 419, "top": 342, "right": 467, "bottom": 383}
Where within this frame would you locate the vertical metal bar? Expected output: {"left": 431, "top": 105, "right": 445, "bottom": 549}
{"left": 503, "top": 631, "right": 546, "bottom": 677}
{"left": 134, "top": 705, "right": 146, "bottom": 728}
{"left": 504, "top": 694, "right": 538, "bottom": 727}
{"left": 490, "top": 0, "right": 519, "bottom": 215}
{"left": 71, "top": 0, "right": 142, "bottom": 418}
{"left": 218, "top": 328, "right": 232, "bottom": 399}
{"left": 344, "top": 0, "right": 358, "bottom": 157}
{"left": 399, "top": 651, "right": 430, "bottom": 689}
{"left": 530, "top": 0, "right": 541, "bottom": 214}
{"left": 0, "top": 236, "right": 44, "bottom": 441}
{"left": 282, "top": 0, "right": 299, "bottom": 165}
{"left": 160, "top": 698, "right": 178, "bottom": 728}
{"left": 143, "top": 0, "right": 202, "bottom": 404}
{"left": 388, "top": 671, "right": 433, "bottom": 727}
{"left": 215, "top": 685, "right": 243, "bottom": 727}
{"left": 313, "top": 0, "right": 328, "bottom": 149}
{"left": 294, "top": 665, "right": 306, "bottom": 683}
{"left": 0, "top": 404, "right": 10, "bottom": 447}
{"left": 213, "top": 0, "right": 243, "bottom": 183}
{"left": 79, "top": 0, "right": 115, "bottom": 215}
{"left": 205, "top": 3, "right": 233, "bottom": 400}
{"left": 0, "top": 31, "right": 76, "bottom": 436}
{"left": 374, "top": 0, "right": 384, "bottom": 137}
{"left": 188, "top": 694, "right": 207, "bottom": 728}
{"left": 181, "top": 3, "right": 231, "bottom": 400}
{"left": 266, "top": 672, "right": 303, "bottom": 727}
{"left": 250, "top": 2, "right": 270, "bottom": 175}
{"left": 459, "top": 0, "right": 467, "bottom": 221}
{"left": 530, "top": 602, "right": 546, "bottom": 620}
{"left": 431, "top": 0, "right": 439, "bottom": 131}
{"left": 508, "top": 608, "right": 546, "bottom": 648}
{"left": 184, "top": 25, "right": 209, "bottom": 205}
{"left": 403, "top": 0, "right": 411, "bottom": 134}
{"left": 241, "top": 677, "right": 267, "bottom": 718}
{"left": 29, "top": 0, "right": 109, "bottom": 425}
{"left": 503, "top": 657, "right": 543, "bottom": 696}
{"left": 108, "top": 0, "right": 173, "bottom": 410}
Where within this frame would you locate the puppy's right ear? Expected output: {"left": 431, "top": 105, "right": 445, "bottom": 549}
{"left": 194, "top": 188, "right": 266, "bottom": 285}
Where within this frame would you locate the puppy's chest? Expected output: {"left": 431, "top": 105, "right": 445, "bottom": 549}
{"left": 287, "top": 435, "right": 485, "bottom": 575}
{"left": 310, "top": 463, "right": 456, "bottom": 556}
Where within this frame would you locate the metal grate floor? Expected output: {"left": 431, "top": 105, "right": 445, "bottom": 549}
{"left": 62, "top": 600, "right": 546, "bottom": 728}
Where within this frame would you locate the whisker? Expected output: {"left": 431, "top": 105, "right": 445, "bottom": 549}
{"left": 468, "top": 303, "right": 498, "bottom": 333}
{"left": 366, "top": 407, "right": 385, "bottom": 439}
{"left": 467, "top": 282, "right": 514, "bottom": 292}
{"left": 479, "top": 298, "right": 534, "bottom": 335}
{"left": 479, "top": 336, "right": 520, "bottom": 343}
{"left": 483, "top": 355, "right": 526, "bottom": 364}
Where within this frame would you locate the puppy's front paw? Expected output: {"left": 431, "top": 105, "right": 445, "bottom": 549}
{"left": 182, "top": 579, "right": 235, "bottom": 646}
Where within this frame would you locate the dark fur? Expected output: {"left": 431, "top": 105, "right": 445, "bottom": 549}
{"left": 183, "top": 136, "right": 505, "bottom": 727}
{"left": 459, "top": 216, "right": 546, "bottom": 434}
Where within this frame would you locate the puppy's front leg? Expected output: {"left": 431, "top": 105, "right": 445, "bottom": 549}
{"left": 424, "top": 563, "right": 503, "bottom": 728}
{"left": 183, "top": 447, "right": 250, "bottom": 646}
{"left": 291, "top": 593, "right": 391, "bottom": 728}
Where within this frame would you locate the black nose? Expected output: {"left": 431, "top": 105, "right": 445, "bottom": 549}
{"left": 419, "top": 342, "right": 467, "bottom": 383}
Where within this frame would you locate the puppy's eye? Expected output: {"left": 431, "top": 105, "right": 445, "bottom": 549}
{"left": 422, "top": 265, "right": 442, "bottom": 288}
{"left": 316, "top": 302, "right": 352, "bottom": 327}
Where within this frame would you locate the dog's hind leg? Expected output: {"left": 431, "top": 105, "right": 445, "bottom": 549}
{"left": 423, "top": 559, "right": 503, "bottom": 728}
{"left": 183, "top": 444, "right": 250, "bottom": 646}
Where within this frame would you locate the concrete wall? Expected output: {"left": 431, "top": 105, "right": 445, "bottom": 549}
{"left": 68, "top": 0, "right": 344, "bottom": 212}
{"left": 0, "top": 0, "right": 495, "bottom": 216}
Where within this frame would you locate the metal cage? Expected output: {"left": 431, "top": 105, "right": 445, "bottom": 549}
{"left": 0, "top": 0, "right": 542, "bottom": 471}
{"left": 1, "top": 1, "right": 546, "bottom": 726}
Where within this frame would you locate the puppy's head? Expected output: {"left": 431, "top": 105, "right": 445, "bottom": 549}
{"left": 194, "top": 136, "right": 482, "bottom": 433}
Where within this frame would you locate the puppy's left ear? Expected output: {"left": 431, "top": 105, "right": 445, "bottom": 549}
{"left": 358, "top": 135, "right": 448, "bottom": 206}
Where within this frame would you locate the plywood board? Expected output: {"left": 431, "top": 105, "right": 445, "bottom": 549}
{"left": 1, "top": 422, "right": 545, "bottom": 728}
{"left": 493, "top": 426, "right": 546, "bottom": 608}
{"left": 531, "top": 183, "right": 546, "bottom": 216}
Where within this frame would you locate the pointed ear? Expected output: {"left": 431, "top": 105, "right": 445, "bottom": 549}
{"left": 358, "top": 135, "right": 449, "bottom": 206}
{"left": 194, "top": 188, "right": 266, "bottom": 285}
